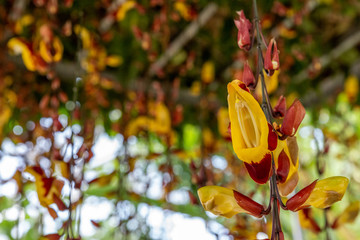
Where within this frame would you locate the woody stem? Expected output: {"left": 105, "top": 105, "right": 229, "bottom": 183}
{"left": 253, "top": 0, "right": 284, "bottom": 239}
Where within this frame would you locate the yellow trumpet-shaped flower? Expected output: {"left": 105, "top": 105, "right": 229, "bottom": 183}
{"left": 227, "top": 79, "right": 277, "bottom": 184}
{"left": 198, "top": 186, "right": 265, "bottom": 218}
{"left": 287, "top": 176, "right": 349, "bottom": 211}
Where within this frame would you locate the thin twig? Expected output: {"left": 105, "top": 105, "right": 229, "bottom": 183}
{"left": 148, "top": 3, "right": 218, "bottom": 76}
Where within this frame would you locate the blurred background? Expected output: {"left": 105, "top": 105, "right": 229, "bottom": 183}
{"left": 1, "top": 0, "right": 360, "bottom": 239}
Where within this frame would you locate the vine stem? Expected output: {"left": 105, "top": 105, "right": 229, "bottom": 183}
{"left": 252, "top": 0, "right": 285, "bottom": 239}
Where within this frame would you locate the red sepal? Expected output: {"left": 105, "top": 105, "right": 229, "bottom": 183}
{"left": 242, "top": 61, "right": 256, "bottom": 88}
{"left": 244, "top": 153, "right": 272, "bottom": 184}
{"left": 276, "top": 150, "right": 290, "bottom": 183}
{"left": 280, "top": 99, "right": 306, "bottom": 137}
{"left": 264, "top": 38, "right": 280, "bottom": 75}
{"left": 267, "top": 123, "right": 278, "bottom": 151}
{"left": 233, "top": 190, "right": 264, "bottom": 218}
{"left": 286, "top": 180, "right": 317, "bottom": 211}
{"left": 273, "top": 95, "right": 286, "bottom": 118}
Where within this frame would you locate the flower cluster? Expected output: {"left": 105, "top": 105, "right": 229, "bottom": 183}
{"left": 197, "top": 6, "right": 349, "bottom": 240}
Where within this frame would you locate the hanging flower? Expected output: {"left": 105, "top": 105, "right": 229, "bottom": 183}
{"left": 227, "top": 79, "right": 277, "bottom": 184}
{"left": 286, "top": 176, "right": 349, "bottom": 211}
{"left": 198, "top": 186, "right": 265, "bottom": 218}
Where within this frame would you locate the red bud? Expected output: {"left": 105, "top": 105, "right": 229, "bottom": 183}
{"left": 280, "top": 99, "right": 306, "bottom": 137}
{"left": 273, "top": 95, "right": 286, "bottom": 118}
{"left": 234, "top": 10, "right": 252, "bottom": 51}
{"left": 276, "top": 150, "right": 290, "bottom": 183}
{"left": 286, "top": 180, "right": 317, "bottom": 211}
{"left": 242, "top": 61, "right": 256, "bottom": 87}
{"left": 264, "top": 38, "right": 280, "bottom": 75}
{"left": 233, "top": 190, "right": 264, "bottom": 218}
{"left": 267, "top": 123, "right": 278, "bottom": 151}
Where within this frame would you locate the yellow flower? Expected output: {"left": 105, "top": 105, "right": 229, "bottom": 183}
{"left": 287, "top": 176, "right": 349, "bottom": 211}
{"left": 198, "top": 186, "right": 264, "bottom": 218}
{"left": 227, "top": 79, "right": 277, "bottom": 184}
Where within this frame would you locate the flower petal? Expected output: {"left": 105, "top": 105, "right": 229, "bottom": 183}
{"left": 280, "top": 99, "right": 306, "bottom": 137}
{"left": 304, "top": 176, "right": 349, "bottom": 209}
{"left": 287, "top": 177, "right": 349, "bottom": 211}
{"left": 227, "top": 80, "right": 270, "bottom": 164}
{"left": 331, "top": 201, "right": 360, "bottom": 229}
{"left": 244, "top": 153, "right": 272, "bottom": 184}
{"left": 197, "top": 186, "right": 245, "bottom": 218}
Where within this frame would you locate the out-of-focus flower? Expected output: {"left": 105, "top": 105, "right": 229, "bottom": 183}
{"left": 125, "top": 102, "right": 171, "bottom": 138}
{"left": 264, "top": 38, "right": 279, "bottom": 76}
{"left": 201, "top": 61, "right": 215, "bottom": 84}
{"left": 286, "top": 176, "right": 349, "bottom": 211}
{"left": 116, "top": 1, "right": 136, "bottom": 21}
{"left": 228, "top": 79, "right": 277, "bottom": 184}
{"left": 217, "top": 107, "right": 231, "bottom": 140}
{"left": 75, "top": 25, "right": 123, "bottom": 72}
{"left": 298, "top": 208, "right": 321, "bottom": 233}
{"left": 7, "top": 38, "right": 47, "bottom": 72}
{"left": 332, "top": 201, "right": 360, "bottom": 229}
{"left": 344, "top": 75, "right": 359, "bottom": 102}
{"left": 234, "top": 10, "right": 252, "bottom": 51}
{"left": 198, "top": 186, "right": 264, "bottom": 218}
{"left": 25, "top": 166, "right": 66, "bottom": 209}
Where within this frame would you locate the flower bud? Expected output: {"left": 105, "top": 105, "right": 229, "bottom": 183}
{"left": 234, "top": 10, "right": 252, "bottom": 51}
{"left": 273, "top": 95, "right": 286, "bottom": 118}
{"left": 264, "top": 38, "right": 279, "bottom": 76}
{"left": 242, "top": 61, "right": 256, "bottom": 88}
{"left": 280, "top": 99, "right": 305, "bottom": 137}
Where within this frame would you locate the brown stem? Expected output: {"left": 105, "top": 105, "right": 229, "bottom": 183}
{"left": 253, "top": 1, "right": 285, "bottom": 239}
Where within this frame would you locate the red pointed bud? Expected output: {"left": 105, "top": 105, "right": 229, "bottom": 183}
{"left": 276, "top": 150, "right": 290, "bottom": 183}
{"left": 233, "top": 190, "right": 265, "bottom": 218}
{"left": 280, "top": 99, "right": 306, "bottom": 137}
{"left": 242, "top": 61, "right": 256, "bottom": 88}
{"left": 286, "top": 180, "right": 317, "bottom": 211}
{"left": 273, "top": 95, "right": 286, "bottom": 118}
{"left": 234, "top": 10, "right": 252, "bottom": 51}
{"left": 244, "top": 153, "right": 272, "bottom": 184}
{"left": 267, "top": 123, "right": 278, "bottom": 151}
{"left": 264, "top": 38, "right": 280, "bottom": 75}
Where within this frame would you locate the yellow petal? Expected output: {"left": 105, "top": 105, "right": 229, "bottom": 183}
{"left": 227, "top": 79, "right": 269, "bottom": 163}
{"left": 106, "top": 55, "right": 123, "bottom": 67}
{"left": 202, "top": 128, "right": 215, "bottom": 148}
{"left": 304, "top": 176, "right": 349, "bottom": 209}
{"left": 332, "top": 201, "right": 360, "bottom": 228}
{"left": 344, "top": 75, "right": 358, "bottom": 102}
{"left": 116, "top": 1, "right": 136, "bottom": 21}
{"left": 217, "top": 107, "right": 230, "bottom": 139}
{"left": 39, "top": 37, "right": 63, "bottom": 63}
{"left": 174, "top": 2, "right": 191, "bottom": 21}
{"left": 198, "top": 186, "right": 245, "bottom": 218}
{"left": 201, "top": 61, "right": 215, "bottom": 84}
{"left": 74, "top": 25, "right": 91, "bottom": 49}
{"left": 256, "top": 70, "right": 279, "bottom": 96}
{"left": 275, "top": 137, "right": 299, "bottom": 196}
{"left": 7, "top": 38, "right": 36, "bottom": 71}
